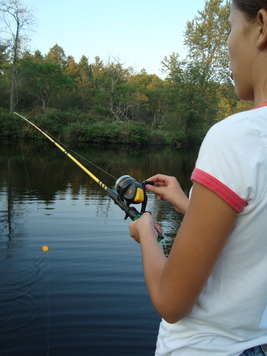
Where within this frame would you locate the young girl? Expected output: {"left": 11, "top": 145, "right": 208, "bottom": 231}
{"left": 128, "top": 1, "right": 267, "bottom": 355}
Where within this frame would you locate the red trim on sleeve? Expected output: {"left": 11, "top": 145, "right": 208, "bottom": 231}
{"left": 191, "top": 168, "right": 246, "bottom": 213}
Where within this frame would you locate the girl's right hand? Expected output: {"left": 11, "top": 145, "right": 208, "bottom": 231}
{"left": 145, "top": 174, "right": 189, "bottom": 215}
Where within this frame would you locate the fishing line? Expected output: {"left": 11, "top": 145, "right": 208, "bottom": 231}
{"left": 66, "top": 148, "right": 117, "bottom": 181}
{"left": 18, "top": 116, "right": 116, "bottom": 182}
{"left": 41, "top": 247, "right": 50, "bottom": 356}
{"left": 13, "top": 112, "right": 164, "bottom": 241}
{"left": 45, "top": 250, "right": 50, "bottom": 356}
{"left": 16, "top": 124, "right": 32, "bottom": 189}
{"left": 31, "top": 127, "right": 117, "bottom": 181}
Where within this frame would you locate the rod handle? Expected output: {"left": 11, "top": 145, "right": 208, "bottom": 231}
{"left": 129, "top": 208, "right": 164, "bottom": 242}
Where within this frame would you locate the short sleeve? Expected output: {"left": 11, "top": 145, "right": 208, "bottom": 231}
{"left": 190, "top": 111, "right": 262, "bottom": 213}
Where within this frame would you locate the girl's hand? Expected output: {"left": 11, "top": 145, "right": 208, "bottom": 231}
{"left": 129, "top": 212, "right": 159, "bottom": 243}
{"left": 145, "top": 174, "right": 189, "bottom": 214}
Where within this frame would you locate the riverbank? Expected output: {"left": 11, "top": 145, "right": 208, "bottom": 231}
{"left": 0, "top": 109, "right": 208, "bottom": 148}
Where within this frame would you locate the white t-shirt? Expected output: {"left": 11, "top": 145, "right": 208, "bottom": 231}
{"left": 155, "top": 106, "right": 267, "bottom": 356}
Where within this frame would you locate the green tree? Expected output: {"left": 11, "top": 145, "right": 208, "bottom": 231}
{"left": 105, "top": 59, "right": 132, "bottom": 120}
{"left": 161, "top": 53, "right": 185, "bottom": 82}
{"left": 0, "top": 43, "right": 9, "bottom": 107}
{"left": 159, "top": 0, "right": 232, "bottom": 146}
{"left": 33, "top": 49, "right": 43, "bottom": 60}
{"left": 59, "top": 55, "right": 89, "bottom": 110}
{"left": 90, "top": 56, "right": 133, "bottom": 121}
{"left": 161, "top": 55, "right": 218, "bottom": 146}
{"left": 65, "top": 55, "right": 79, "bottom": 80}
{"left": 184, "top": 0, "right": 230, "bottom": 83}
{"left": 19, "top": 55, "right": 73, "bottom": 109}
{"left": 0, "top": 0, "right": 35, "bottom": 111}
{"left": 128, "top": 70, "right": 164, "bottom": 126}
{"left": 90, "top": 56, "right": 109, "bottom": 111}
{"left": 78, "top": 55, "right": 92, "bottom": 83}
{"left": 76, "top": 55, "right": 94, "bottom": 110}
{"left": 0, "top": 43, "right": 8, "bottom": 73}
{"left": 45, "top": 44, "right": 66, "bottom": 68}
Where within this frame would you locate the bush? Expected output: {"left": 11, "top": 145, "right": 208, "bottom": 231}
{"left": 166, "top": 123, "right": 209, "bottom": 148}
{"left": 63, "top": 121, "right": 90, "bottom": 143}
{"left": 0, "top": 108, "right": 177, "bottom": 147}
{"left": 149, "top": 129, "right": 168, "bottom": 146}
{"left": 91, "top": 106, "right": 111, "bottom": 119}
{"left": 119, "top": 122, "right": 150, "bottom": 147}
{"left": 64, "top": 121, "right": 119, "bottom": 145}
{"left": 63, "top": 121, "right": 152, "bottom": 147}
{"left": 0, "top": 111, "right": 23, "bottom": 139}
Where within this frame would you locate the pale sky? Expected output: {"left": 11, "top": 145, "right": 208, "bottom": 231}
{"left": 22, "top": 0, "right": 207, "bottom": 77}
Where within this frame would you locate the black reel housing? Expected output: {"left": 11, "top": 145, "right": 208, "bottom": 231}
{"left": 115, "top": 175, "right": 147, "bottom": 213}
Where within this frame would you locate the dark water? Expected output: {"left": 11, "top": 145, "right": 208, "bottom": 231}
{"left": 0, "top": 141, "right": 198, "bottom": 356}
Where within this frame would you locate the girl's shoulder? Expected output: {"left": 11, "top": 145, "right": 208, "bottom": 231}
{"left": 207, "top": 106, "right": 267, "bottom": 145}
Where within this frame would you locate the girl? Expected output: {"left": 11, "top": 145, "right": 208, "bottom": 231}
{"left": 128, "top": 1, "right": 267, "bottom": 355}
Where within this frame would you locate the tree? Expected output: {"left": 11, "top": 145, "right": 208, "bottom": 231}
{"left": 77, "top": 55, "right": 93, "bottom": 96}
{"left": 19, "top": 56, "right": 73, "bottom": 109}
{"left": 104, "top": 58, "right": 132, "bottom": 119}
{"left": 161, "top": 52, "right": 185, "bottom": 82}
{"left": 45, "top": 44, "right": 66, "bottom": 68}
{"left": 65, "top": 56, "right": 79, "bottom": 79}
{"left": 0, "top": 43, "right": 8, "bottom": 73}
{"left": 0, "top": 0, "right": 35, "bottom": 111}
{"left": 184, "top": 0, "right": 230, "bottom": 83}
{"left": 157, "top": 0, "right": 232, "bottom": 146}
{"left": 78, "top": 55, "right": 92, "bottom": 84}
{"left": 0, "top": 43, "right": 9, "bottom": 106}
{"left": 91, "top": 56, "right": 133, "bottom": 121}
{"left": 128, "top": 71, "right": 164, "bottom": 125}
{"left": 60, "top": 55, "right": 87, "bottom": 110}
{"left": 91, "top": 56, "right": 104, "bottom": 90}
{"left": 160, "top": 54, "right": 220, "bottom": 146}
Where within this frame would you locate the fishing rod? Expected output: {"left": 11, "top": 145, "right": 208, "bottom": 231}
{"left": 14, "top": 112, "right": 164, "bottom": 242}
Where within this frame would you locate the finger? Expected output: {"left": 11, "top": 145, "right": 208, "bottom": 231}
{"left": 146, "top": 184, "right": 164, "bottom": 195}
{"left": 142, "top": 211, "right": 155, "bottom": 222}
{"left": 146, "top": 174, "right": 167, "bottom": 183}
{"left": 156, "top": 194, "right": 165, "bottom": 201}
{"left": 143, "top": 211, "right": 151, "bottom": 215}
{"left": 148, "top": 181, "right": 166, "bottom": 187}
{"left": 154, "top": 222, "right": 163, "bottom": 234}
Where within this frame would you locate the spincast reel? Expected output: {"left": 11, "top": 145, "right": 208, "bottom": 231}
{"left": 115, "top": 175, "right": 154, "bottom": 218}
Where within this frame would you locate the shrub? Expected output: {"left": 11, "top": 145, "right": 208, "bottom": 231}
{"left": 63, "top": 122, "right": 90, "bottom": 144}
{"left": 119, "top": 122, "right": 150, "bottom": 147}
{"left": 0, "top": 111, "right": 23, "bottom": 139}
{"left": 149, "top": 129, "right": 168, "bottom": 146}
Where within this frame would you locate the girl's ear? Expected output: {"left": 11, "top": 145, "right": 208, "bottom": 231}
{"left": 257, "top": 9, "right": 267, "bottom": 50}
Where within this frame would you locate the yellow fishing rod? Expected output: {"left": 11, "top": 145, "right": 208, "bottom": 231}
{"left": 14, "top": 112, "right": 164, "bottom": 241}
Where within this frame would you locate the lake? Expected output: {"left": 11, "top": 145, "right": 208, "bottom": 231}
{"left": 0, "top": 141, "right": 198, "bottom": 356}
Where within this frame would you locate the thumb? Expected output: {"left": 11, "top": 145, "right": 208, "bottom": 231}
{"left": 146, "top": 184, "right": 162, "bottom": 195}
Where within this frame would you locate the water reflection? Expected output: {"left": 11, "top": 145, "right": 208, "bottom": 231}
{"left": 0, "top": 141, "right": 198, "bottom": 236}
{"left": 0, "top": 141, "right": 198, "bottom": 355}
{"left": 0, "top": 243, "right": 41, "bottom": 354}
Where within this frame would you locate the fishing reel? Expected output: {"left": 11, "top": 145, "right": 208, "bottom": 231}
{"left": 115, "top": 175, "right": 153, "bottom": 219}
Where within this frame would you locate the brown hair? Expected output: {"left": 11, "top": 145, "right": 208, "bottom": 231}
{"left": 233, "top": 0, "right": 267, "bottom": 20}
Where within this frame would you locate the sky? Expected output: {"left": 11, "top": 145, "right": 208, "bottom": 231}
{"left": 21, "top": 0, "right": 206, "bottom": 77}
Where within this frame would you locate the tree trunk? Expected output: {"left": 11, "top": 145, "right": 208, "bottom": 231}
{"left": 10, "top": 20, "right": 19, "bottom": 112}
